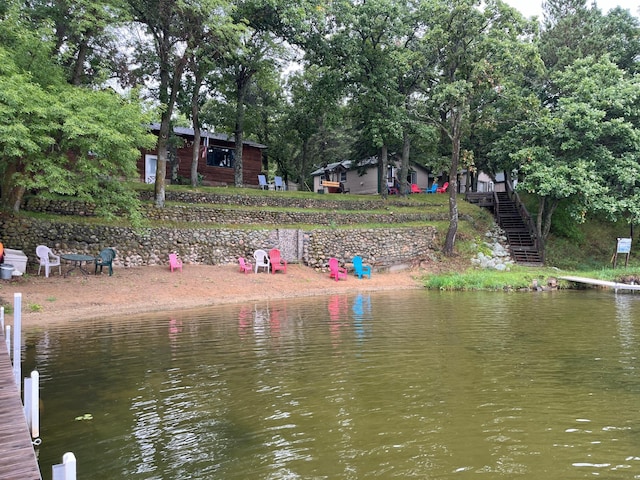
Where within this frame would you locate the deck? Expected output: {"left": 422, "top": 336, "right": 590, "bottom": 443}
{"left": 0, "top": 331, "right": 42, "bottom": 479}
{"left": 559, "top": 275, "right": 640, "bottom": 292}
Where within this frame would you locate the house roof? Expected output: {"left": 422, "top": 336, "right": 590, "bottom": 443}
{"left": 311, "top": 157, "right": 429, "bottom": 177}
{"left": 148, "top": 123, "right": 267, "bottom": 149}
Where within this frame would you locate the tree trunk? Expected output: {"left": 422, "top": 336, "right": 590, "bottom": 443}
{"left": 71, "top": 40, "right": 89, "bottom": 85}
{"left": 399, "top": 129, "right": 410, "bottom": 196}
{"left": 154, "top": 43, "right": 187, "bottom": 207}
{"left": 379, "top": 145, "right": 388, "bottom": 198}
{"left": 443, "top": 113, "right": 462, "bottom": 256}
{"left": 155, "top": 115, "right": 169, "bottom": 207}
{"left": 191, "top": 69, "right": 204, "bottom": 187}
{"left": 234, "top": 76, "right": 249, "bottom": 187}
{"left": 0, "top": 161, "right": 25, "bottom": 212}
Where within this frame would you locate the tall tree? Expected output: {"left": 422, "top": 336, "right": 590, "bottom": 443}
{"left": 0, "top": 5, "right": 154, "bottom": 216}
{"left": 503, "top": 57, "right": 640, "bottom": 251}
{"left": 415, "top": 0, "right": 532, "bottom": 255}
{"left": 26, "top": 0, "right": 131, "bottom": 86}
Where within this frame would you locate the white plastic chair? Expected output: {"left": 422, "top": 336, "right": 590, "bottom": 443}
{"left": 36, "top": 245, "right": 61, "bottom": 278}
{"left": 253, "top": 249, "right": 270, "bottom": 273}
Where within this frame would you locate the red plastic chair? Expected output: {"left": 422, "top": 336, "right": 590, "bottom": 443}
{"left": 436, "top": 181, "right": 449, "bottom": 193}
{"left": 328, "top": 257, "right": 347, "bottom": 281}
{"left": 238, "top": 257, "right": 252, "bottom": 274}
{"left": 268, "top": 248, "right": 287, "bottom": 274}
{"left": 410, "top": 184, "right": 422, "bottom": 194}
{"left": 169, "top": 253, "right": 182, "bottom": 272}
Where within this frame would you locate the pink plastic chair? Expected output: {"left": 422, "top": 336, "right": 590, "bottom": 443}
{"left": 238, "top": 257, "right": 252, "bottom": 274}
{"left": 169, "top": 253, "right": 182, "bottom": 272}
{"left": 328, "top": 257, "right": 347, "bottom": 281}
{"left": 268, "top": 248, "right": 287, "bottom": 274}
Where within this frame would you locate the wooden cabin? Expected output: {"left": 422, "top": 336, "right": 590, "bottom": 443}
{"left": 139, "top": 124, "right": 267, "bottom": 187}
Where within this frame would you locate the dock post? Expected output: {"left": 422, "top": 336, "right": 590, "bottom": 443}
{"left": 12, "top": 293, "right": 21, "bottom": 389}
{"left": 24, "top": 370, "right": 40, "bottom": 439}
{"left": 52, "top": 452, "right": 76, "bottom": 480}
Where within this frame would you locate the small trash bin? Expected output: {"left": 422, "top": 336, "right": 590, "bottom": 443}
{"left": 0, "top": 264, "right": 14, "bottom": 280}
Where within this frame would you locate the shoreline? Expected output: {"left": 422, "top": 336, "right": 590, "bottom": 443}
{"left": 0, "top": 264, "right": 425, "bottom": 327}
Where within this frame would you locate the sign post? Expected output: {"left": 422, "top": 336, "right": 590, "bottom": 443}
{"left": 613, "top": 238, "right": 632, "bottom": 268}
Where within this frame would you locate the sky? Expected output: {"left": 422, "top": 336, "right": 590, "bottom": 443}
{"left": 504, "top": 0, "right": 639, "bottom": 19}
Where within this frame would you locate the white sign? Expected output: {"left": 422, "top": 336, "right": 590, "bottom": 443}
{"left": 617, "top": 238, "right": 632, "bottom": 254}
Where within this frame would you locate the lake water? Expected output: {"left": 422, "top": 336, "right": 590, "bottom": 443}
{"left": 23, "top": 289, "right": 640, "bottom": 479}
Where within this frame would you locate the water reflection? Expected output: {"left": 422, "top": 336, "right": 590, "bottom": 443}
{"left": 24, "top": 290, "right": 640, "bottom": 479}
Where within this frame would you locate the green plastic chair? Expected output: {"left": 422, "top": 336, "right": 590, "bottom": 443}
{"left": 95, "top": 248, "right": 116, "bottom": 276}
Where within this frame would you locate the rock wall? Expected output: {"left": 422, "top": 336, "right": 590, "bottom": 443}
{"left": 22, "top": 197, "right": 447, "bottom": 225}
{"left": 0, "top": 214, "right": 437, "bottom": 273}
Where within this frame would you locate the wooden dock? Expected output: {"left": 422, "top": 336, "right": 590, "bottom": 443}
{"left": 559, "top": 275, "right": 640, "bottom": 293}
{"left": 0, "top": 335, "right": 42, "bottom": 479}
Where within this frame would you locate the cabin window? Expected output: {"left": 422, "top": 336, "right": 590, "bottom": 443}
{"left": 340, "top": 171, "right": 347, "bottom": 182}
{"left": 206, "top": 147, "right": 235, "bottom": 168}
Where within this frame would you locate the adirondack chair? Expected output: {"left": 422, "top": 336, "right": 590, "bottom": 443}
{"left": 425, "top": 183, "right": 438, "bottom": 194}
{"left": 328, "top": 257, "right": 347, "bottom": 281}
{"left": 36, "top": 245, "right": 61, "bottom": 278}
{"left": 352, "top": 255, "right": 371, "bottom": 279}
{"left": 169, "top": 253, "right": 182, "bottom": 273}
{"left": 274, "top": 176, "right": 285, "bottom": 191}
{"left": 238, "top": 257, "right": 252, "bottom": 274}
{"left": 410, "top": 183, "right": 422, "bottom": 194}
{"left": 268, "top": 248, "right": 287, "bottom": 274}
{"left": 95, "top": 247, "right": 116, "bottom": 276}
{"left": 258, "top": 175, "right": 270, "bottom": 190}
{"left": 436, "top": 181, "right": 449, "bottom": 193}
{"left": 253, "top": 249, "right": 270, "bottom": 273}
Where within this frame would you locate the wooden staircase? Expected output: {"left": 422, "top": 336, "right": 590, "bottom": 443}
{"left": 466, "top": 191, "right": 544, "bottom": 266}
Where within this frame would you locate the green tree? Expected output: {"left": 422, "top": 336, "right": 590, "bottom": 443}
{"left": 0, "top": 45, "right": 154, "bottom": 216}
{"left": 505, "top": 57, "right": 640, "bottom": 251}
{"left": 415, "top": 0, "right": 531, "bottom": 255}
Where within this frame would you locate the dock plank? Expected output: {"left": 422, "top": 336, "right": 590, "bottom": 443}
{"left": 558, "top": 275, "right": 640, "bottom": 292}
{"left": 0, "top": 335, "right": 42, "bottom": 480}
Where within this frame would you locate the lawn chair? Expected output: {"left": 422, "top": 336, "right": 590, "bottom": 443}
{"left": 352, "top": 256, "right": 371, "bottom": 279}
{"left": 238, "top": 257, "right": 252, "bottom": 274}
{"left": 410, "top": 184, "right": 422, "bottom": 194}
{"left": 436, "top": 181, "right": 449, "bottom": 193}
{"left": 258, "top": 175, "right": 270, "bottom": 190}
{"left": 169, "top": 253, "right": 182, "bottom": 273}
{"left": 253, "top": 249, "right": 270, "bottom": 273}
{"left": 36, "top": 245, "right": 61, "bottom": 278}
{"left": 274, "top": 176, "right": 285, "bottom": 191}
{"left": 268, "top": 248, "right": 287, "bottom": 274}
{"left": 425, "top": 183, "right": 438, "bottom": 194}
{"left": 95, "top": 247, "right": 116, "bottom": 276}
{"left": 328, "top": 257, "right": 347, "bottom": 281}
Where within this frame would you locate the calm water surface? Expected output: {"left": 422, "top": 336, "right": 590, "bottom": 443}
{"left": 23, "top": 289, "right": 640, "bottom": 479}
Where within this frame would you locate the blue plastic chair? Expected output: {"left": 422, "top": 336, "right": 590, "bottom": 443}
{"left": 274, "top": 176, "right": 284, "bottom": 191}
{"left": 425, "top": 183, "right": 438, "bottom": 194}
{"left": 352, "top": 256, "right": 371, "bottom": 279}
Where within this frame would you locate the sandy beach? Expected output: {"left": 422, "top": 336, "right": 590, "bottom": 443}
{"left": 0, "top": 263, "right": 429, "bottom": 327}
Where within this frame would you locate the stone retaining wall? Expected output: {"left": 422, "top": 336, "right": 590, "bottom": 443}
{"left": 22, "top": 197, "right": 447, "bottom": 225}
{"left": 0, "top": 214, "right": 437, "bottom": 273}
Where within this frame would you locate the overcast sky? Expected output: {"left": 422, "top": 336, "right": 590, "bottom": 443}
{"left": 504, "top": 0, "right": 639, "bottom": 19}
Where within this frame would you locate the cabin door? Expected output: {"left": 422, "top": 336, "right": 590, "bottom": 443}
{"left": 145, "top": 155, "right": 157, "bottom": 184}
